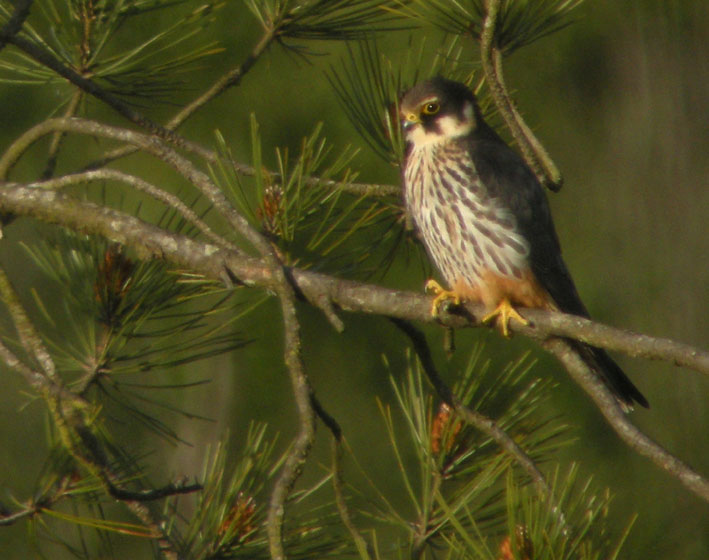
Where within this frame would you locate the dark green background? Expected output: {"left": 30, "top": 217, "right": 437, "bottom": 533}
{"left": 0, "top": 0, "right": 707, "bottom": 557}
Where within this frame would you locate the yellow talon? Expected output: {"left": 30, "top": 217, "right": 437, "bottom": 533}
{"left": 481, "top": 298, "right": 529, "bottom": 337}
{"left": 425, "top": 279, "right": 460, "bottom": 317}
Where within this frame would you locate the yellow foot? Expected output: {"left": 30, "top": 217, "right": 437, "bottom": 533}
{"left": 481, "top": 298, "right": 529, "bottom": 337}
{"left": 425, "top": 279, "right": 460, "bottom": 317}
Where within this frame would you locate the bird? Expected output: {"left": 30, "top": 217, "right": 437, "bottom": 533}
{"left": 399, "top": 76, "right": 648, "bottom": 410}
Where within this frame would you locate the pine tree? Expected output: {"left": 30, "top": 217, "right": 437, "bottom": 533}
{"left": 0, "top": 1, "right": 707, "bottom": 558}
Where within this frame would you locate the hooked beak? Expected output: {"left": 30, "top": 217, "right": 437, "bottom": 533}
{"left": 401, "top": 113, "right": 420, "bottom": 131}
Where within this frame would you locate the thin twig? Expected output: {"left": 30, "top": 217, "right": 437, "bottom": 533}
{"left": 107, "top": 479, "right": 203, "bottom": 502}
{"left": 311, "top": 393, "right": 373, "bottom": 557}
{"left": 41, "top": 89, "right": 83, "bottom": 179}
{"left": 28, "top": 169, "right": 238, "bottom": 251}
{"left": 331, "top": 437, "right": 373, "bottom": 560}
{"left": 0, "top": 266, "right": 56, "bottom": 379}
{"left": 0, "top": 0, "right": 33, "bottom": 53}
{"left": 90, "top": 28, "right": 277, "bottom": 168}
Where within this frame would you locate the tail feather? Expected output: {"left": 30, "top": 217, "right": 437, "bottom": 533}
{"left": 570, "top": 340, "right": 649, "bottom": 411}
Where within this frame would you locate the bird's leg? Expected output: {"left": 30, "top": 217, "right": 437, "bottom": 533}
{"left": 481, "top": 298, "right": 529, "bottom": 337}
{"left": 425, "top": 279, "right": 460, "bottom": 317}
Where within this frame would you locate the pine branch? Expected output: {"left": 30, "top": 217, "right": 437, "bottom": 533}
{"left": 90, "top": 27, "right": 278, "bottom": 169}
{"left": 3, "top": 35, "right": 215, "bottom": 161}
{"left": 480, "top": 0, "right": 563, "bottom": 191}
{"left": 2, "top": 183, "right": 707, "bottom": 505}
{"left": 543, "top": 338, "right": 709, "bottom": 503}
{"left": 390, "top": 318, "right": 550, "bottom": 495}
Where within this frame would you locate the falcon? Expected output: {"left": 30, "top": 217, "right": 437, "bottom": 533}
{"left": 400, "top": 77, "right": 648, "bottom": 410}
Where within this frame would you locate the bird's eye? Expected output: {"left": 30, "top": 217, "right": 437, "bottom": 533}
{"left": 422, "top": 102, "right": 440, "bottom": 115}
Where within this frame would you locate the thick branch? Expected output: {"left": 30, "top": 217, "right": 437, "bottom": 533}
{"left": 1, "top": 185, "right": 708, "bottom": 505}
{"left": 1, "top": 184, "right": 707, "bottom": 376}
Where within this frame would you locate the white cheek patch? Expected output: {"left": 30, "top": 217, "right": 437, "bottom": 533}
{"left": 406, "top": 125, "right": 445, "bottom": 147}
{"left": 438, "top": 101, "right": 474, "bottom": 137}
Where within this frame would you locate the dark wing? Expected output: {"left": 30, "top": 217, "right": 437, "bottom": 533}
{"left": 465, "top": 131, "right": 590, "bottom": 317}
{"left": 465, "top": 130, "right": 648, "bottom": 409}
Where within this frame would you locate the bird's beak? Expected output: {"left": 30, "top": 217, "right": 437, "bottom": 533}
{"left": 401, "top": 113, "right": 420, "bottom": 131}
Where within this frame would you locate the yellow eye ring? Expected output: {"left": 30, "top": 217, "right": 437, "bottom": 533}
{"left": 422, "top": 102, "right": 440, "bottom": 115}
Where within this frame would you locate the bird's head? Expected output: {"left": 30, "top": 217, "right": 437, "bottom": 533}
{"left": 400, "top": 77, "right": 479, "bottom": 147}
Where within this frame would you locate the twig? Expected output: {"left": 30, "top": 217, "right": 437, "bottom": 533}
{"left": 0, "top": 0, "right": 33, "bottom": 53}
{"left": 6, "top": 35, "right": 211, "bottom": 160}
{"left": 544, "top": 338, "right": 709, "bottom": 502}
{"left": 0, "top": 266, "right": 56, "bottom": 379}
{"left": 311, "top": 392, "right": 373, "bottom": 557}
{"left": 90, "top": 28, "right": 277, "bottom": 168}
{"left": 331, "top": 437, "right": 373, "bottom": 560}
{"left": 107, "top": 479, "right": 202, "bottom": 502}
{"left": 40, "top": 89, "right": 83, "bottom": 179}
{"left": 480, "top": 0, "right": 562, "bottom": 192}
{"left": 2, "top": 184, "right": 708, "bottom": 505}
{"left": 390, "top": 318, "right": 550, "bottom": 495}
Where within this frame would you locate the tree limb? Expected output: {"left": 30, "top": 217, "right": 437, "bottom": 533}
{"left": 1, "top": 184, "right": 708, "bottom": 505}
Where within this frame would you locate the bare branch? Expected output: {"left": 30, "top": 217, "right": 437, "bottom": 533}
{"left": 544, "top": 338, "right": 709, "bottom": 502}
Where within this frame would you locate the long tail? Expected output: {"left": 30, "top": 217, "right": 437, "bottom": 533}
{"left": 569, "top": 340, "right": 649, "bottom": 411}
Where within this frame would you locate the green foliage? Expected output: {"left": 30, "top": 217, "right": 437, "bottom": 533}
{"left": 18, "top": 230, "right": 249, "bottom": 442}
{"left": 328, "top": 37, "right": 493, "bottom": 164}
{"left": 212, "top": 118, "right": 402, "bottom": 276}
{"left": 394, "top": 0, "right": 585, "bottom": 55}
{"left": 171, "top": 424, "right": 347, "bottom": 559}
{"left": 0, "top": 0, "right": 225, "bottom": 99}
{"left": 3, "top": 0, "right": 700, "bottom": 557}
{"left": 243, "top": 0, "right": 400, "bottom": 42}
{"left": 333, "top": 348, "right": 628, "bottom": 559}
